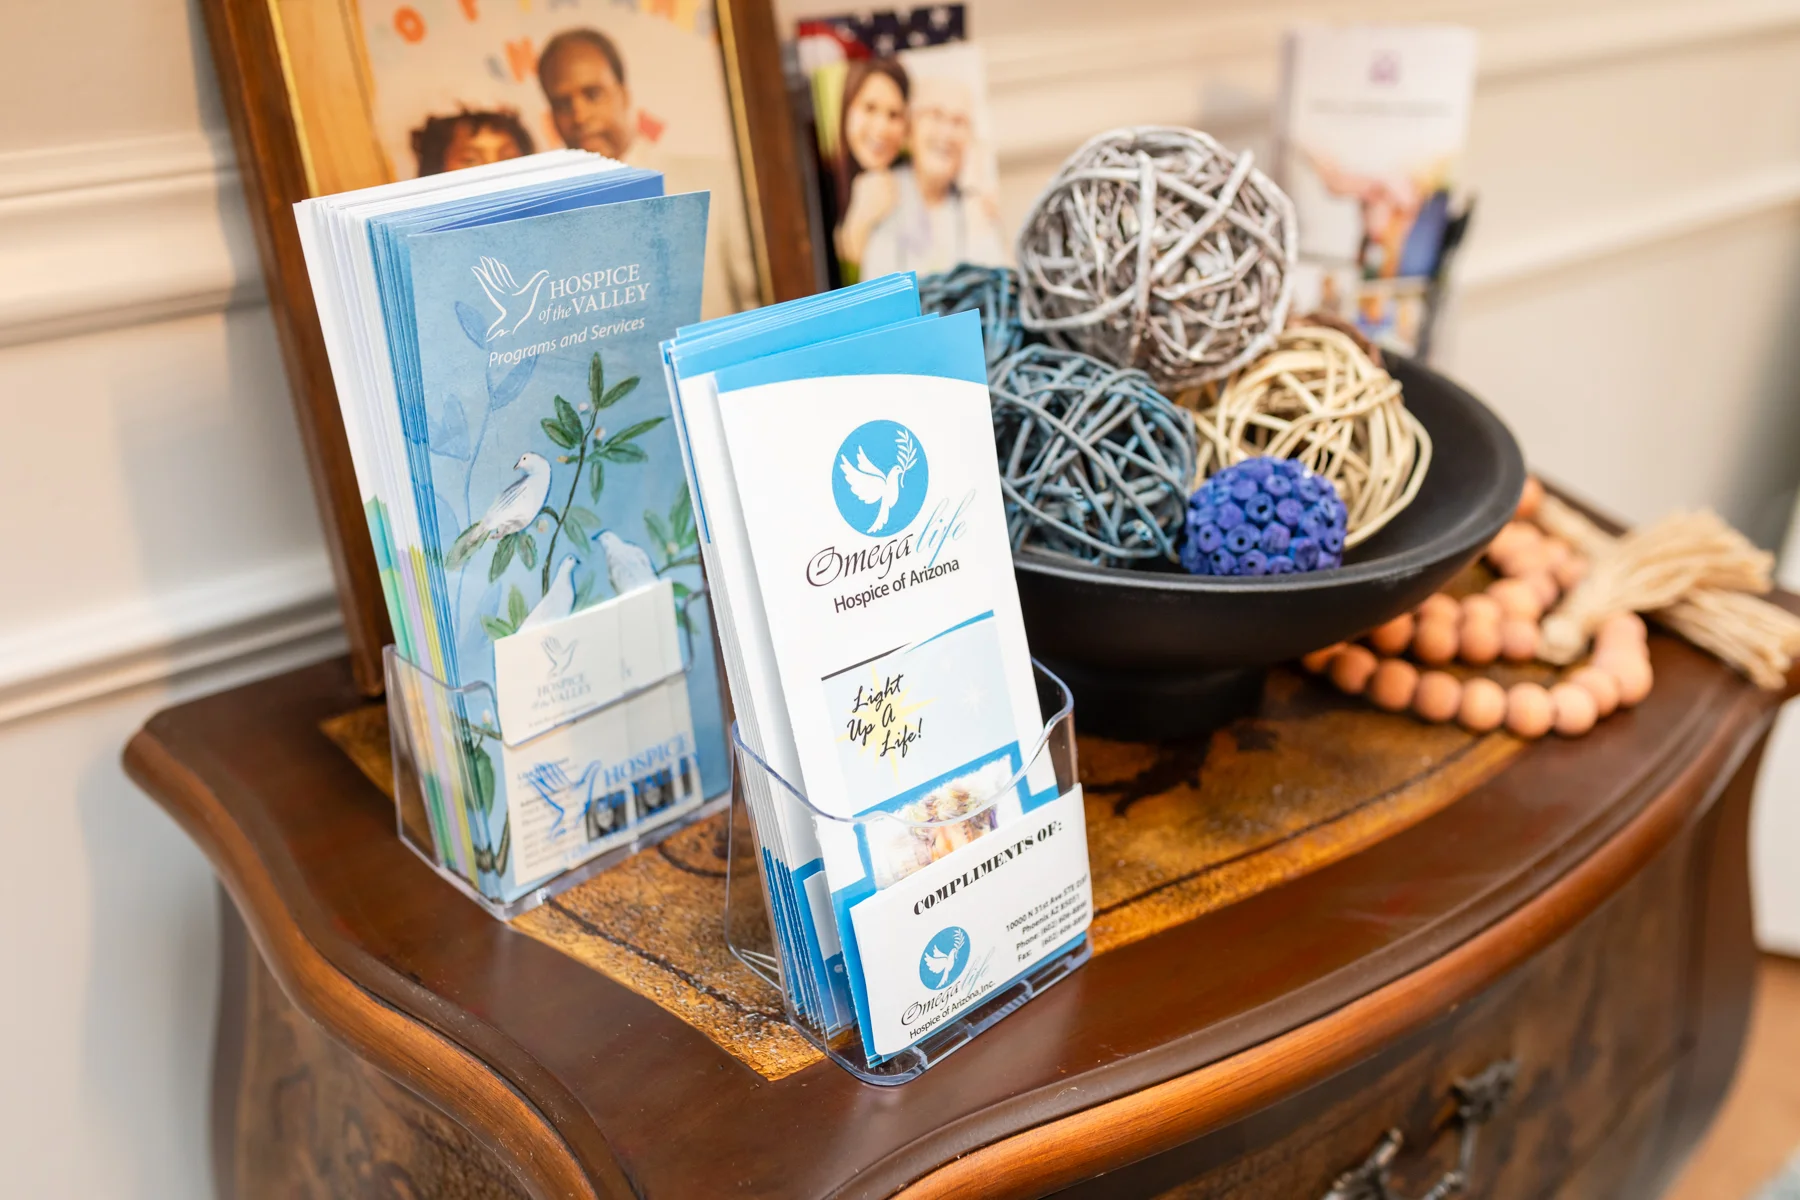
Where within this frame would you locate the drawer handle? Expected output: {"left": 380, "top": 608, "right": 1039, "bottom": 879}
{"left": 1322, "top": 1059, "right": 1518, "bottom": 1200}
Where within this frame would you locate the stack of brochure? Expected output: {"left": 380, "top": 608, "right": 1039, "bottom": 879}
{"left": 1275, "top": 23, "right": 1478, "bottom": 355}
{"left": 296, "top": 152, "right": 731, "bottom": 905}
{"left": 664, "top": 275, "right": 1093, "bottom": 1065}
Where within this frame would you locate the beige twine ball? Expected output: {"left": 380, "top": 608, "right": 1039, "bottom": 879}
{"left": 1016, "top": 127, "right": 1297, "bottom": 391}
{"left": 1186, "top": 325, "right": 1432, "bottom": 548}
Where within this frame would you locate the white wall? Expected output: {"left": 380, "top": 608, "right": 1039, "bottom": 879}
{"left": 0, "top": 2, "right": 341, "bottom": 1197}
{"left": 3, "top": 0, "right": 1795, "bottom": 1195}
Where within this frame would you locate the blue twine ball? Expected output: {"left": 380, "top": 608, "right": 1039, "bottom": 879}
{"left": 919, "top": 264, "right": 1033, "bottom": 371}
{"left": 1181, "top": 457, "right": 1347, "bottom": 576}
{"left": 992, "top": 344, "right": 1198, "bottom": 565}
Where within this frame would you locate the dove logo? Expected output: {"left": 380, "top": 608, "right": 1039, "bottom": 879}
{"left": 472, "top": 256, "right": 551, "bottom": 341}
{"left": 832, "top": 420, "right": 930, "bottom": 537}
{"left": 542, "top": 636, "right": 577, "bottom": 678}
{"left": 917, "top": 926, "right": 970, "bottom": 991}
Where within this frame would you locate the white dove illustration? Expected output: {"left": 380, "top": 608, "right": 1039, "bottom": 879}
{"left": 838, "top": 435, "right": 915, "bottom": 534}
{"left": 472, "top": 256, "right": 551, "bottom": 341}
{"left": 520, "top": 556, "right": 579, "bottom": 630}
{"left": 594, "top": 530, "right": 659, "bottom": 596}
{"left": 923, "top": 944, "right": 958, "bottom": 988}
{"left": 446, "top": 452, "right": 552, "bottom": 569}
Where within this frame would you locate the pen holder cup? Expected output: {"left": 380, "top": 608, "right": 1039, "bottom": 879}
{"left": 723, "top": 660, "right": 1093, "bottom": 1085}
{"left": 383, "top": 594, "right": 722, "bottom": 920}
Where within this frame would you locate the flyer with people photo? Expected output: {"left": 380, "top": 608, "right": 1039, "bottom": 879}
{"left": 795, "top": 8, "right": 1006, "bottom": 287}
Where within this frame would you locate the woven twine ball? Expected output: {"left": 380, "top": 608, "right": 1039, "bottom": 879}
{"left": 991, "top": 344, "right": 1197, "bottom": 565}
{"left": 1015, "top": 126, "right": 1298, "bottom": 393}
{"left": 918, "top": 264, "right": 1033, "bottom": 371}
{"left": 1190, "top": 323, "right": 1431, "bottom": 549}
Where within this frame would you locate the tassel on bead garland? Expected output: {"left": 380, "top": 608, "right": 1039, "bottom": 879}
{"left": 1532, "top": 491, "right": 1800, "bottom": 688}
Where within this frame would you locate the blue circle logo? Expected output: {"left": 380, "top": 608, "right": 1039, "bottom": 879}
{"left": 918, "top": 926, "right": 970, "bottom": 991}
{"left": 832, "top": 420, "right": 929, "bottom": 537}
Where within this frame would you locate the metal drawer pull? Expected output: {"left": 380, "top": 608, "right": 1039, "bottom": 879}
{"left": 1322, "top": 1059, "right": 1518, "bottom": 1200}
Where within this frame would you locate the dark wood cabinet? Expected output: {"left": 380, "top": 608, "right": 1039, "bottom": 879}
{"left": 1058, "top": 745, "right": 1757, "bottom": 1199}
{"left": 127, "top": 623, "right": 1776, "bottom": 1199}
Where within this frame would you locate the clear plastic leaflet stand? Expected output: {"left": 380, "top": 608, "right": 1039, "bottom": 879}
{"left": 384, "top": 586, "right": 726, "bottom": 920}
{"left": 725, "top": 661, "right": 1093, "bottom": 1085}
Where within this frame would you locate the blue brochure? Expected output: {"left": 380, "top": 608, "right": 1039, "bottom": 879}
{"left": 298, "top": 156, "right": 729, "bottom": 902}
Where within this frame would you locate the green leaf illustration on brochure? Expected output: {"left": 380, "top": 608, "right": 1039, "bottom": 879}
{"left": 427, "top": 340, "right": 696, "bottom": 893}
{"left": 447, "top": 350, "right": 674, "bottom": 640}
{"left": 374, "top": 186, "right": 723, "bottom": 903}
{"left": 303, "top": 172, "right": 721, "bottom": 905}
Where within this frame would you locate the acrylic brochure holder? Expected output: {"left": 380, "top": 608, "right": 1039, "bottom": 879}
{"left": 724, "top": 661, "right": 1093, "bottom": 1086}
{"left": 384, "top": 581, "right": 725, "bottom": 921}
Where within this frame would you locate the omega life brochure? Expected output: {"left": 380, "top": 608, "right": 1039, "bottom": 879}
{"left": 296, "top": 152, "right": 729, "bottom": 904}
{"left": 665, "top": 278, "right": 1094, "bottom": 1064}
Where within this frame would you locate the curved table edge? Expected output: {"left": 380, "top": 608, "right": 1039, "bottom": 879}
{"left": 888, "top": 685, "right": 1776, "bottom": 1200}
{"left": 123, "top": 729, "right": 623, "bottom": 1200}
{"left": 125, "top": 652, "right": 1786, "bottom": 1200}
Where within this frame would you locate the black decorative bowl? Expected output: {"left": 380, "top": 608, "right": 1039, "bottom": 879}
{"left": 1015, "top": 358, "right": 1525, "bottom": 739}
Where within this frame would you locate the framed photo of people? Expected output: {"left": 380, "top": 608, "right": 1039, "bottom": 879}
{"left": 793, "top": 6, "right": 1006, "bottom": 288}
{"left": 198, "top": 0, "right": 814, "bottom": 693}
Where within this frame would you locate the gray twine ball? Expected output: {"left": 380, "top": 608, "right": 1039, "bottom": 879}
{"left": 1016, "top": 126, "right": 1298, "bottom": 392}
{"left": 992, "top": 344, "right": 1197, "bottom": 566}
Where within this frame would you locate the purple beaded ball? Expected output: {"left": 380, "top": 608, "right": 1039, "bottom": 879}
{"left": 1181, "top": 457, "right": 1347, "bottom": 577}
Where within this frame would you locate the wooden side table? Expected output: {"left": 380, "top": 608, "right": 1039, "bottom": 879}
{"left": 126, "top": 624, "right": 1782, "bottom": 1199}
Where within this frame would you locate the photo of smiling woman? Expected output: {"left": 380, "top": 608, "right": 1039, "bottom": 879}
{"left": 803, "top": 36, "right": 1004, "bottom": 286}
{"left": 411, "top": 107, "right": 535, "bottom": 175}
{"left": 857, "top": 58, "right": 1005, "bottom": 280}
{"left": 831, "top": 58, "right": 910, "bottom": 283}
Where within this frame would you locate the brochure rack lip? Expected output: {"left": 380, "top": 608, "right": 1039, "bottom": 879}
{"left": 724, "top": 659, "right": 1092, "bottom": 1086}
{"left": 383, "top": 586, "right": 727, "bottom": 922}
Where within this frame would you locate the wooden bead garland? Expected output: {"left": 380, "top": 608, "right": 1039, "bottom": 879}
{"left": 1458, "top": 677, "right": 1507, "bottom": 733}
{"left": 1300, "top": 478, "right": 1657, "bottom": 740}
{"left": 1016, "top": 127, "right": 1297, "bottom": 391}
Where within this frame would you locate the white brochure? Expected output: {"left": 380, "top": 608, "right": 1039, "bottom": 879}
{"left": 851, "top": 788, "right": 1090, "bottom": 1057}
{"left": 491, "top": 579, "right": 700, "bottom": 883}
{"left": 492, "top": 578, "right": 684, "bottom": 743}
{"left": 662, "top": 276, "right": 925, "bottom": 1031}
{"left": 664, "top": 348, "right": 845, "bottom": 1029}
{"left": 713, "top": 309, "right": 1088, "bottom": 1057}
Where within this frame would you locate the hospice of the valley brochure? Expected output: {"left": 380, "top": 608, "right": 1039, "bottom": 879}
{"left": 296, "top": 152, "right": 730, "bottom": 904}
{"left": 667, "top": 288, "right": 1093, "bottom": 1062}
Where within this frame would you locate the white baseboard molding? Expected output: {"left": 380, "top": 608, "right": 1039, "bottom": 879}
{"left": 0, "top": 553, "right": 343, "bottom": 727}
{"left": 1758, "top": 932, "right": 1800, "bottom": 958}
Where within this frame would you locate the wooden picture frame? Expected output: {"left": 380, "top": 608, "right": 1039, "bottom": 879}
{"left": 199, "top": 0, "right": 816, "bottom": 694}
